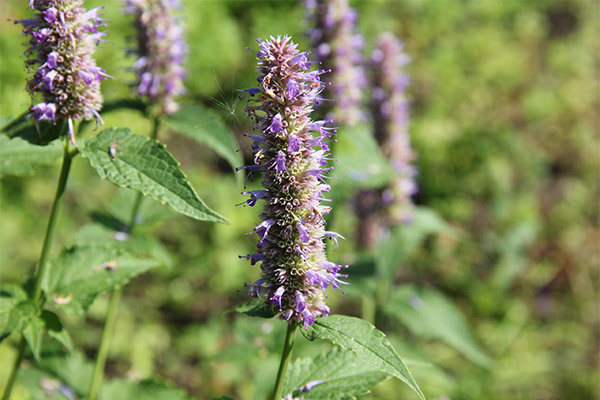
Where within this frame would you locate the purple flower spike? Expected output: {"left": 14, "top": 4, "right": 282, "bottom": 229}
{"left": 240, "top": 36, "right": 347, "bottom": 327}
{"left": 356, "top": 33, "right": 416, "bottom": 249}
{"left": 18, "top": 0, "right": 109, "bottom": 144}
{"left": 124, "top": 0, "right": 187, "bottom": 116}
{"left": 305, "top": 0, "right": 366, "bottom": 126}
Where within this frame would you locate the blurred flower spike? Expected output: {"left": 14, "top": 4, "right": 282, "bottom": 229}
{"left": 239, "top": 35, "right": 348, "bottom": 328}
{"left": 305, "top": 0, "right": 366, "bottom": 126}
{"left": 18, "top": 0, "right": 110, "bottom": 144}
{"left": 371, "top": 32, "right": 416, "bottom": 224}
{"left": 124, "top": 0, "right": 186, "bottom": 116}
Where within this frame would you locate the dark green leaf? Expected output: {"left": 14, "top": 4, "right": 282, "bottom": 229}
{"left": 80, "top": 127, "right": 227, "bottom": 223}
{"left": 283, "top": 347, "right": 387, "bottom": 399}
{"left": 0, "top": 135, "right": 63, "bottom": 176}
{"left": 164, "top": 104, "right": 242, "bottom": 172}
{"left": 41, "top": 310, "right": 73, "bottom": 351}
{"left": 229, "top": 298, "right": 276, "bottom": 318}
{"left": 303, "top": 315, "right": 425, "bottom": 399}
{"left": 383, "top": 286, "right": 492, "bottom": 368}
{"left": 42, "top": 245, "right": 161, "bottom": 314}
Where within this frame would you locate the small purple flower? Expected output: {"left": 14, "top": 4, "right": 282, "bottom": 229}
{"left": 124, "top": 0, "right": 187, "bottom": 116}
{"left": 239, "top": 36, "right": 348, "bottom": 327}
{"left": 305, "top": 0, "right": 366, "bottom": 126}
{"left": 18, "top": 0, "right": 109, "bottom": 144}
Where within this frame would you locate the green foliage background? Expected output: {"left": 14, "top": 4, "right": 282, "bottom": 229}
{"left": 0, "top": 0, "right": 598, "bottom": 399}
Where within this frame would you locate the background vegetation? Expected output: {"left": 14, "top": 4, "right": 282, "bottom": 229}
{"left": 1, "top": 0, "right": 598, "bottom": 399}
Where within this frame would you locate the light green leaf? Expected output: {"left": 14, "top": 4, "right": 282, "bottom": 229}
{"left": 377, "top": 207, "right": 454, "bottom": 279}
{"left": 283, "top": 347, "right": 387, "bottom": 399}
{"left": 383, "top": 286, "right": 492, "bottom": 368}
{"left": 303, "top": 315, "right": 425, "bottom": 400}
{"left": 41, "top": 310, "right": 73, "bottom": 351}
{"left": 164, "top": 102, "right": 242, "bottom": 173}
{"left": 331, "top": 124, "right": 397, "bottom": 194}
{"left": 0, "top": 135, "right": 63, "bottom": 176}
{"left": 80, "top": 127, "right": 227, "bottom": 223}
{"left": 42, "top": 245, "right": 161, "bottom": 314}
{"left": 101, "top": 378, "right": 194, "bottom": 400}
{"left": 23, "top": 315, "right": 44, "bottom": 360}
{"left": 74, "top": 223, "right": 173, "bottom": 269}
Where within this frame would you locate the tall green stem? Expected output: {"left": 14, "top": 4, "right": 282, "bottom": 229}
{"left": 87, "top": 117, "right": 161, "bottom": 400}
{"left": 1, "top": 142, "right": 74, "bottom": 400}
{"left": 272, "top": 323, "right": 298, "bottom": 400}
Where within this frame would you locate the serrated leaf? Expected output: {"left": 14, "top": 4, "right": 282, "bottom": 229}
{"left": 42, "top": 245, "right": 161, "bottom": 314}
{"left": 23, "top": 315, "right": 45, "bottom": 360}
{"left": 283, "top": 347, "right": 387, "bottom": 400}
{"left": 229, "top": 298, "right": 276, "bottom": 318}
{"left": 303, "top": 315, "right": 425, "bottom": 399}
{"left": 0, "top": 135, "right": 63, "bottom": 176}
{"left": 164, "top": 104, "right": 242, "bottom": 172}
{"left": 101, "top": 378, "right": 194, "bottom": 400}
{"left": 384, "top": 286, "right": 492, "bottom": 368}
{"left": 80, "top": 127, "right": 227, "bottom": 223}
{"left": 41, "top": 310, "right": 73, "bottom": 351}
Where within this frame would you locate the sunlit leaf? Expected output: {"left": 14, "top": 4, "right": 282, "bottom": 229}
{"left": 42, "top": 245, "right": 161, "bottom": 314}
{"left": 303, "top": 315, "right": 425, "bottom": 399}
{"left": 165, "top": 104, "right": 242, "bottom": 172}
{"left": 0, "top": 135, "right": 63, "bottom": 176}
{"left": 283, "top": 346, "right": 387, "bottom": 399}
{"left": 80, "top": 127, "right": 227, "bottom": 223}
{"left": 384, "top": 286, "right": 492, "bottom": 368}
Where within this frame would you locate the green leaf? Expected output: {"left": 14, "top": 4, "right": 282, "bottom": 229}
{"left": 42, "top": 245, "right": 161, "bottom": 314}
{"left": 383, "top": 286, "right": 492, "bottom": 368}
{"left": 302, "top": 315, "right": 425, "bottom": 400}
{"left": 283, "top": 347, "right": 387, "bottom": 399}
{"left": 1, "top": 113, "right": 63, "bottom": 144}
{"left": 80, "top": 127, "right": 227, "bottom": 223}
{"left": 0, "top": 284, "right": 37, "bottom": 342}
{"left": 164, "top": 104, "right": 242, "bottom": 172}
{"left": 212, "top": 397, "right": 235, "bottom": 400}
{"left": 0, "top": 135, "right": 63, "bottom": 176}
{"left": 101, "top": 378, "right": 195, "bottom": 400}
{"left": 229, "top": 298, "right": 276, "bottom": 319}
{"left": 377, "top": 207, "right": 454, "bottom": 279}
{"left": 41, "top": 310, "right": 73, "bottom": 351}
{"left": 331, "top": 124, "right": 397, "bottom": 194}
{"left": 17, "top": 350, "right": 93, "bottom": 398}
{"left": 23, "top": 315, "right": 44, "bottom": 360}
{"left": 74, "top": 223, "right": 174, "bottom": 269}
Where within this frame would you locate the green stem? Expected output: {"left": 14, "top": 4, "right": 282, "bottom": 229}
{"left": 87, "top": 286, "right": 122, "bottom": 400}
{"left": 1, "top": 142, "right": 74, "bottom": 400}
{"left": 86, "top": 117, "right": 161, "bottom": 400}
{"left": 271, "top": 323, "right": 298, "bottom": 400}
{"left": 1, "top": 339, "right": 26, "bottom": 400}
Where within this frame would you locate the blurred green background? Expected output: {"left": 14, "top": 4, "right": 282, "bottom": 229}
{"left": 0, "top": 0, "right": 598, "bottom": 399}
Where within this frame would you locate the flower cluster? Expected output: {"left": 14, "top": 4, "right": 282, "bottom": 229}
{"left": 305, "top": 0, "right": 366, "bottom": 126}
{"left": 371, "top": 33, "right": 416, "bottom": 224}
{"left": 239, "top": 36, "right": 348, "bottom": 327}
{"left": 124, "top": 0, "right": 186, "bottom": 116}
{"left": 18, "top": 0, "right": 109, "bottom": 143}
